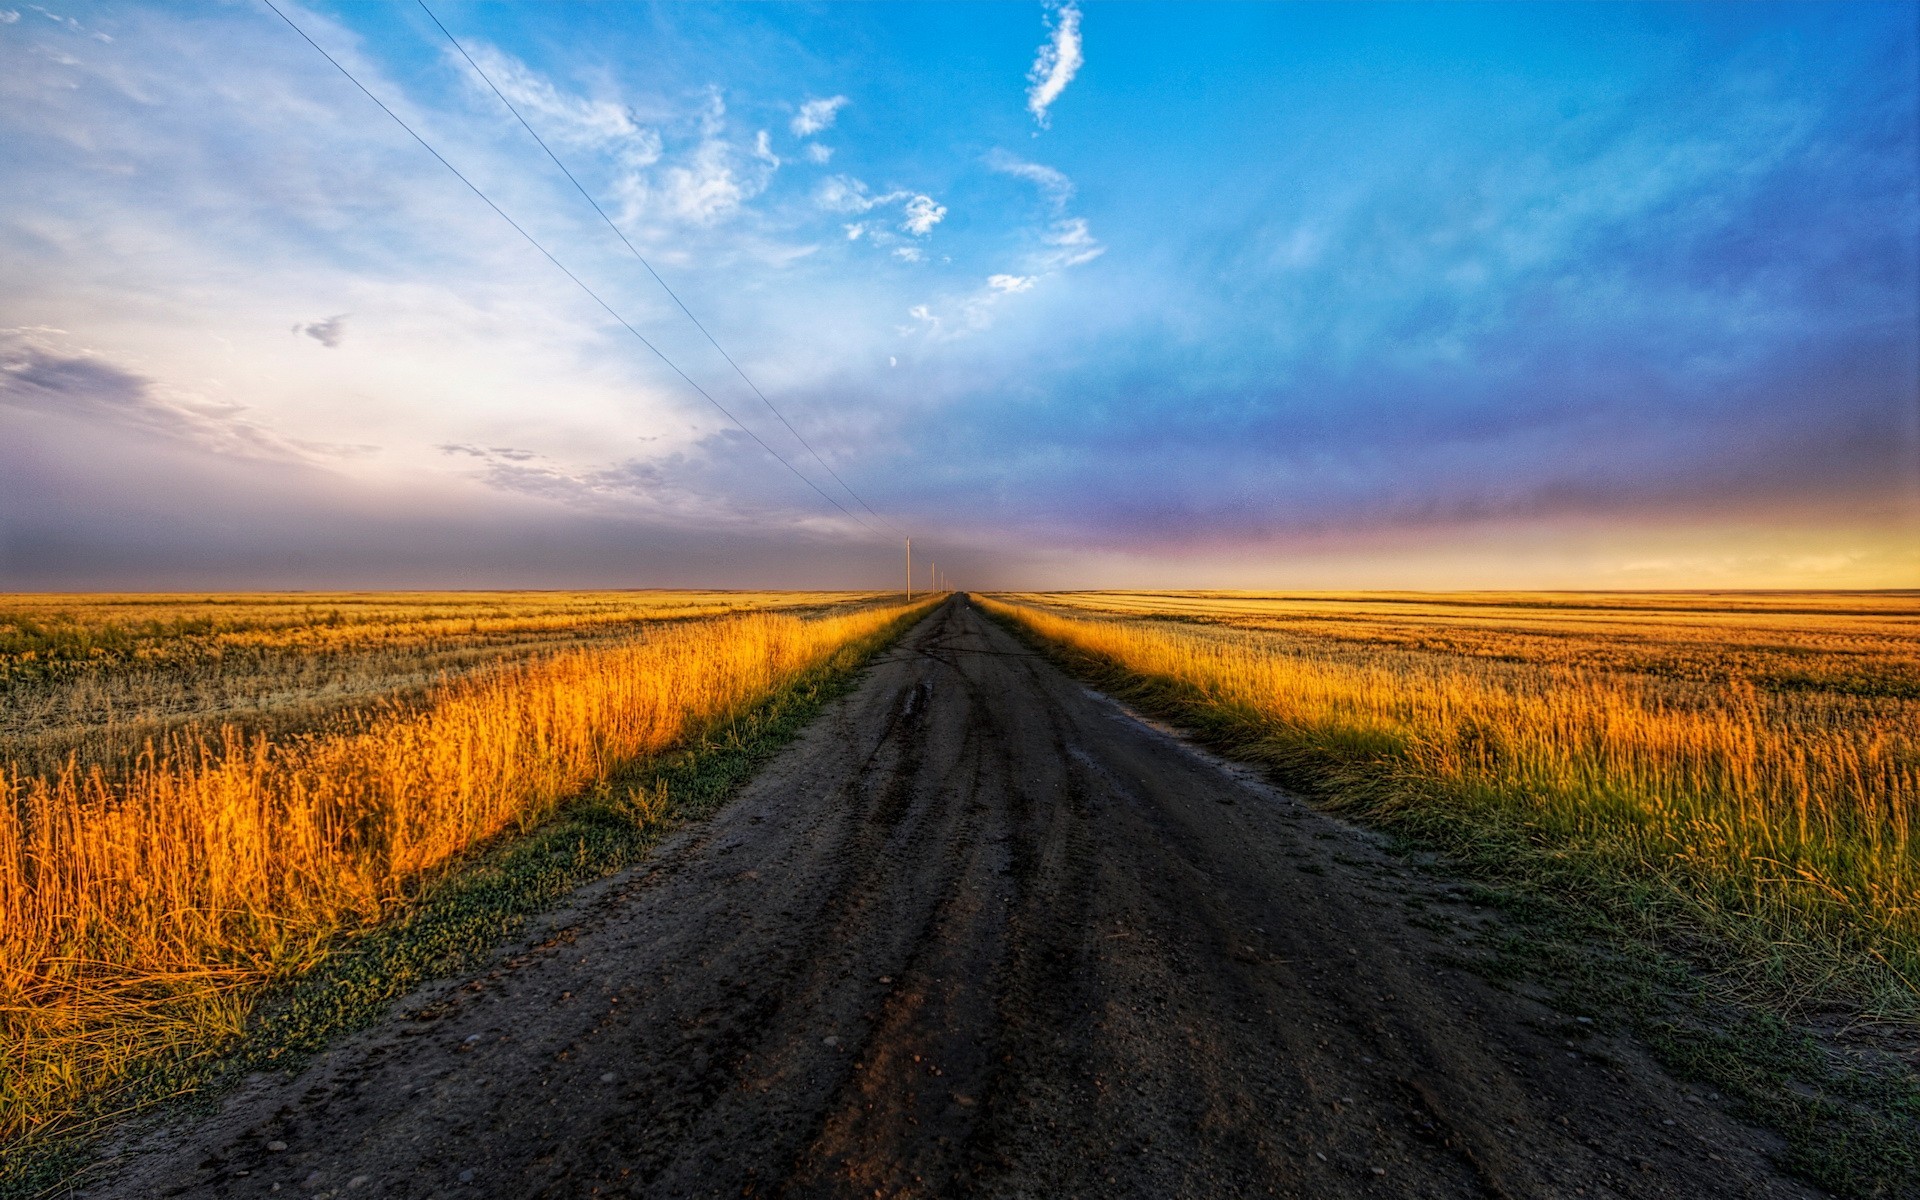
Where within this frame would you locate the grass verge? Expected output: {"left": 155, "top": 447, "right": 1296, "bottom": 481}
{"left": 982, "top": 603, "right": 1919, "bottom": 1200}
{"left": 0, "top": 601, "right": 933, "bottom": 1200}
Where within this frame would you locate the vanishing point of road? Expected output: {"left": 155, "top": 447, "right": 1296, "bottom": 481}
{"left": 97, "top": 598, "right": 1813, "bottom": 1199}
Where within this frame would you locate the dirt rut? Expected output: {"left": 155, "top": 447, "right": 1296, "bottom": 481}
{"left": 91, "top": 597, "right": 1815, "bottom": 1199}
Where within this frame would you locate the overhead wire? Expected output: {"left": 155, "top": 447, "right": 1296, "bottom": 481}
{"left": 414, "top": 0, "right": 903, "bottom": 536}
{"left": 258, "top": 0, "right": 883, "bottom": 537}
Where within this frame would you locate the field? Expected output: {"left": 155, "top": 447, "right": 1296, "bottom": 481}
{"left": 0, "top": 591, "right": 931, "bottom": 1149}
{"left": 979, "top": 591, "right": 1920, "bottom": 1015}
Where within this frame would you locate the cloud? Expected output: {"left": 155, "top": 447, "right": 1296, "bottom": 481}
{"left": 1, "top": 329, "right": 371, "bottom": 462}
{"left": 815, "top": 174, "right": 877, "bottom": 214}
{"left": 0, "top": 11, "right": 18, "bottom": 24}
{"left": 658, "top": 136, "right": 750, "bottom": 224}
{"left": 817, "top": 176, "right": 945, "bottom": 245}
{"left": 900, "top": 193, "right": 946, "bottom": 236}
{"left": 893, "top": 245, "right": 924, "bottom": 263}
{"left": 988, "top": 274, "right": 1036, "bottom": 293}
{"left": 460, "top": 43, "right": 658, "bottom": 160}
{"left": 438, "top": 443, "right": 537, "bottom": 462}
{"left": 449, "top": 61, "right": 773, "bottom": 232}
{"left": 803, "top": 142, "right": 833, "bottom": 164}
{"left": 293, "top": 313, "right": 348, "bottom": 348}
{"left": 1040, "top": 216, "right": 1104, "bottom": 268}
{"left": 1026, "top": 2, "right": 1084, "bottom": 129}
{"left": 986, "top": 149, "right": 1074, "bottom": 210}
{"left": 790, "top": 95, "right": 849, "bottom": 136}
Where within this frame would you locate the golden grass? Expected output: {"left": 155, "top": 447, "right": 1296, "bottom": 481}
{"left": 0, "top": 592, "right": 929, "bottom": 1140}
{"left": 0, "top": 591, "right": 872, "bottom": 778}
{"left": 981, "top": 590, "right": 1920, "bottom": 1012}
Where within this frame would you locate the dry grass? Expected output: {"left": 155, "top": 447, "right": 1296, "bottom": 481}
{"left": 0, "top": 591, "right": 928, "bottom": 1141}
{"left": 0, "top": 591, "right": 870, "bottom": 777}
{"left": 980, "top": 590, "right": 1920, "bottom": 1014}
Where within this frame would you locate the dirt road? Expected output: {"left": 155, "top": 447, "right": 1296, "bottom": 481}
{"left": 95, "top": 598, "right": 1814, "bottom": 1199}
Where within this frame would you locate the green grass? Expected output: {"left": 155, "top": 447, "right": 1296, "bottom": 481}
{"left": 984, "top": 605, "right": 1920, "bottom": 1200}
{"left": 0, "top": 603, "right": 930, "bottom": 1200}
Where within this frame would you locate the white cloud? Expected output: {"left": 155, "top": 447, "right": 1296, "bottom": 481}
{"left": 893, "top": 245, "right": 924, "bottom": 263}
{"left": 1041, "top": 216, "right": 1105, "bottom": 267}
{"left": 986, "top": 149, "right": 1074, "bottom": 209}
{"left": 803, "top": 142, "right": 833, "bottom": 164}
{"left": 0, "top": 11, "right": 19, "bottom": 24}
{"left": 595, "top": 89, "right": 781, "bottom": 229}
{"left": 819, "top": 176, "right": 946, "bottom": 242}
{"left": 816, "top": 174, "right": 878, "bottom": 213}
{"left": 791, "top": 95, "right": 849, "bottom": 136}
{"left": 461, "top": 44, "right": 656, "bottom": 159}
{"left": 659, "top": 139, "right": 748, "bottom": 224}
{"left": 988, "top": 274, "right": 1036, "bottom": 293}
{"left": 901, "top": 193, "right": 946, "bottom": 236}
{"left": 1026, "top": 2, "right": 1084, "bottom": 129}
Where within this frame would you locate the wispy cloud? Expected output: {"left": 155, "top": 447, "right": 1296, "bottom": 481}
{"left": 1040, "top": 216, "right": 1103, "bottom": 268}
{"left": 450, "top": 50, "right": 787, "bottom": 234}
{"left": 1026, "top": 2, "right": 1083, "bottom": 129}
{"left": 790, "top": 95, "right": 848, "bottom": 137}
{"left": 1, "top": 329, "right": 372, "bottom": 462}
{"left": 460, "top": 42, "right": 659, "bottom": 160}
{"left": 986, "top": 149, "right": 1074, "bottom": 210}
{"left": 293, "top": 314, "right": 348, "bottom": 348}
{"left": 817, "top": 175, "right": 946, "bottom": 247}
{"left": 898, "top": 149, "right": 1098, "bottom": 339}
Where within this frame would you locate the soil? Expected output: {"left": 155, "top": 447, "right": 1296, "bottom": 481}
{"left": 86, "top": 597, "right": 1818, "bottom": 1199}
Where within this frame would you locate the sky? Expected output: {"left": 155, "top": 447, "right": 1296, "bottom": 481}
{"left": 1, "top": 0, "right": 1915, "bottom": 591}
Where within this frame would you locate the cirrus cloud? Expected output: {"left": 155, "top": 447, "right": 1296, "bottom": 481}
{"left": 1026, "top": 2, "right": 1083, "bottom": 129}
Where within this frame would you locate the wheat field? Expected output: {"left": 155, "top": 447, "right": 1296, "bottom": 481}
{"left": 980, "top": 591, "right": 1920, "bottom": 1014}
{"left": 0, "top": 591, "right": 929, "bottom": 1141}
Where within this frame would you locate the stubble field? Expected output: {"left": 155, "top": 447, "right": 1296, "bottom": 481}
{"left": 980, "top": 590, "right": 1920, "bottom": 1015}
{"left": 0, "top": 590, "right": 929, "bottom": 1153}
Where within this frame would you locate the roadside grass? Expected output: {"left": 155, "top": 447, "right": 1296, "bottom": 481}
{"left": 980, "top": 598, "right": 1919, "bottom": 1200}
{"left": 0, "top": 600, "right": 934, "bottom": 1200}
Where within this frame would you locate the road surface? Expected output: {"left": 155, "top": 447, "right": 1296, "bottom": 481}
{"left": 95, "top": 597, "right": 1812, "bottom": 1199}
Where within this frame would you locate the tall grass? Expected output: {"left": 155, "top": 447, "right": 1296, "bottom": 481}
{"left": 980, "top": 593, "right": 1919, "bottom": 1013}
{"left": 0, "top": 591, "right": 876, "bottom": 779}
{"left": 0, "top": 597, "right": 930, "bottom": 1140}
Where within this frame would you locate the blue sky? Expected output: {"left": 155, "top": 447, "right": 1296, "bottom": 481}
{"left": 1, "top": 1, "right": 1914, "bottom": 589}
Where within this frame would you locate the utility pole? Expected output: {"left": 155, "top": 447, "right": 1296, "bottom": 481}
{"left": 905, "top": 537, "right": 912, "bottom": 601}
{"left": 930, "top": 561, "right": 936, "bottom": 595}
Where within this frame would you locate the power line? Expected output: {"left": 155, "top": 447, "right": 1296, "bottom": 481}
{"left": 259, "top": 0, "right": 882, "bottom": 537}
{"left": 415, "top": 0, "right": 903, "bottom": 536}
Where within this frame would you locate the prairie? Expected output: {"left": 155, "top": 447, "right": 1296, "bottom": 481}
{"left": 0, "top": 591, "right": 931, "bottom": 1147}
{"left": 0, "top": 591, "right": 868, "bottom": 777}
{"left": 979, "top": 590, "right": 1920, "bottom": 1014}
